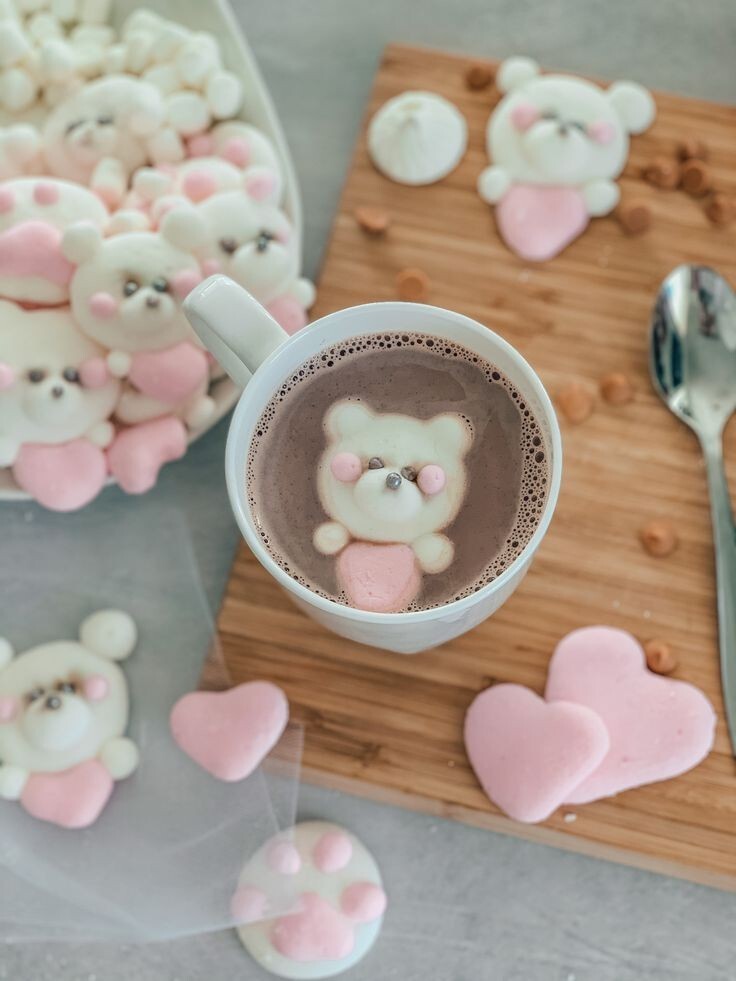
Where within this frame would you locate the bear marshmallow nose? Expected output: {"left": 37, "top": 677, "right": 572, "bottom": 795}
{"left": 145, "top": 295, "right": 160, "bottom": 309}
{"left": 385, "top": 472, "right": 402, "bottom": 490}
{"left": 45, "top": 695, "right": 62, "bottom": 711}
{"left": 557, "top": 123, "right": 569, "bottom": 136}
{"left": 51, "top": 385, "right": 64, "bottom": 399}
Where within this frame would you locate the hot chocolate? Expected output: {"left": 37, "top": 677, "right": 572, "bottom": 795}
{"left": 247, "top": 331, "right": 549, "bottom": 613}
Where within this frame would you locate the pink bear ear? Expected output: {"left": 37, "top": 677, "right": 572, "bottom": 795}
{"left": 588, "top": 120, "right": 616, "bottom": 144}
{"left": 0, "top": 187, "right": 15, "bottom": 213}
{"left": 330, "top": 452, "right": 362, "bottom": 483}
{"left": 0, "top": 361, "right": 15, "bottom": 390}
{"left": 418, "top": 464, "right": 446, "bottom": 495}
{"left": 83, "top": 675, "right": 109, "bottom": 702}
{"left": 510, "top": 102, "right": 540, "bottom": 132}
{"left": 89, "top": 292, "right": 118, "bottom": 319}
{"left": 243, "top": 167, "right": 280, "bottom": 203}
{"left": 222, "top": 137, "right": 251, "bottom": 169}
{"left": 0, "top": 696, "right": 17, "bottom": 723}
{"left": 181, "top": 169, "right": 218, "bottom": 203}
{"left": 78, "top": 356, "right": 109, "bottom": 389}
{"left": 171, "top": 268, "right": 203, "bottom": 298}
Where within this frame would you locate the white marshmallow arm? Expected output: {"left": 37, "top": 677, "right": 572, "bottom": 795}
{"left": 99, "top": 737, "right": 140, "bottom": 781}
{"left": 413, "top": 533, "right": 454, "bottom": 574}
{"left": 313, "top": 521, "right": 350, "bottom": 556}
{"left": 583, "top": 178, "right": 620, "bottom": 216}
{"left": 0, "top": 764, "right": 28, "bottom": 800}
{"left": 478, "top": 165, "right": 511, "bottom": 204}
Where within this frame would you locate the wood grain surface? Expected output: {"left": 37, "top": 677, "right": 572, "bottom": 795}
{"left": 215, "top": 45, "right": 736, "bottom": 890}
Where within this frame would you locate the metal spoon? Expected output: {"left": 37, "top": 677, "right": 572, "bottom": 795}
{"left": 650, "top": 264, "right": 736, "bottom": 753}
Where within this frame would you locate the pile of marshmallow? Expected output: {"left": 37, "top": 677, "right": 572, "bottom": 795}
{"left": 0, "top": 3, "right": 315, "bottom": 512}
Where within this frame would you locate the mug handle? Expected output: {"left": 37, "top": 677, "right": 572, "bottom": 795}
{"left": 183, "top": 275, "right": 289, "bottom": 387}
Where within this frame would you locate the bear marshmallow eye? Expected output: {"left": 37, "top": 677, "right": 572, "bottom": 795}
{"left": 64, "top": 118, "right": 85, "bottom": 136}
{"left": 540, "top": 110, "right": 559, "bottom": 121}
{"left": 368, "top": 457, "right": 384, "bottom": 470}
{"left": 97, "top": 114, "right": 114, "bottom": 126}
{"left": 571, "top": 120, "right": 587, "bottom": 132}
{"left": 27, "top": 686, "right": 45, "bottom": 703}
{"left": 62, "top": 367, "right": 80, "bottom": 383}
{"left": 151, "top": 277, "right": 169, "bottom": 293}
{"left": 56, "top": 681, "right": 76, "bottom": 694}
{"left": 219, "top": 237, "right": 238, "bottom": 255}
{"left": 27, "top": 368, "right": 46, "bottom": 383}
{"left": 255, "top": 230, "right": 275, "bottom": 253}
{"left": 400, "top": 466, "right": 417, "bottom": 481}
{"left": 123, "top": 278, "right": 140, "bottom": 297}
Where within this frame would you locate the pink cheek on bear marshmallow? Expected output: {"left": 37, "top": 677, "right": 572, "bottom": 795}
{"left": 222, "top": 138, "right": 251, "bottom": 168}
{"left": 587, "top": 120, "right": 615, "bottom": 144}
{"left": 171, "top": 269, "right": 203, "bottom": 299}
{"left": 418, "top": 464, "right": 446, "bottom": 495}
{"left": 0, "top": 696, "right": 17, "bottom": 723}
{"left": 0, "top": 362, "right": 15, "bottom": 390}
{"left": 182, "top": 169, "right": 217, "bottom": 202}
{"left": 330, "top": 452, "right": 362, "bottom": 483}
{"left": 511, "top": 102, "right": 540, "bottom": 132}
{"left": 83, "top": 676, "right": 109, "bottom": 702}
{"left": 89, "top": 292, "right": 118, "bottom": 319}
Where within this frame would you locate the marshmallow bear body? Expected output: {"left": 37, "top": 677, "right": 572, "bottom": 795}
{"left": 0, "top": 177, "right": 108, "bottom": 304}
{"left": 313, "top": 401, "right": 472, "bottom": 612}
{"left": 43, "top": 75, "right": 164, "bottom": 205}
{"left": 478, "top": 57, "right": 655, "bottom": 261}
{"left": 0, "top": 302, "right": 119, "bottom": 510}
{"left": 185, "top": 121, "right": 281, "bottom": 182}
{"left": 0, "top": 610, "right": 139, "bottom": 829}
{"left": 63, "top": 218, "right": 211, "bottom": 428}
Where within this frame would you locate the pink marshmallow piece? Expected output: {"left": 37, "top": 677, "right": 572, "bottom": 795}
{"left": 271, "top": 893, "right": 355, "bottom": 963}
{"left": 267, "top": 840, "right": 302, "bottom": 876}
{"left": 340, "top": 882, "right": 387, "bottom": 924}
{"left": 20, "top": 760, "right": 114, "bottom": 829}
{"left": 222, "top": 137, "right": 251, "bottom": 168}
{"left": 33, "top": 181, "right": 59, "bottom": 206}
{"left": 170, "top": 268, "right": 202, "bottom": 299}
{"left": 231, "top": 885, "right": 268, "bottom": 924}
{"left": 169, "top": 680, "right": 289, "bottom": 782}
{"left": 330, "top": 451, "right": 362, "bottom": 483}
{"left": 510, "top": 102, "right": 540, "bottom": 132}
{"left": 464, "top": 684, "right": 610, "bottom": 823}
{"left": 417, "top": 464, "right": 446, "bottom": 496}
{"left": 89, "top": 291, "right": 118, "bottom": 319}
{"left": 83, "top": 675, "right": 109, "bottom": 702}
{"left": 496, "top": 184, "right": 589, "bottom": 262}
{"left": 313, "top": 830, "right": 353, "bottom": 873}
{"left": 106, "top": 416, "right": 187, "bottom": 495}
{"left": 186, "top": 133, "right": 214, "bottom": 158}
{"left": 182, "top": 169, "right": 217, "bottom": 202}
{"left": 78, "top": 356, "right": 109, "bottom": 389}
{"left": 0, "top": 188, "right": 14, "bottom": 213}
{"left": 0, "top": 361, "right": 15, "bottom": 390}
{"left": 13, "top": 439, "right": 107, "bottom": 512}
{"left": 545, "top": 627, "right": 717, "bottom": 804}
{"left": 245, "top": 170, "right": 276, "bottom": 202}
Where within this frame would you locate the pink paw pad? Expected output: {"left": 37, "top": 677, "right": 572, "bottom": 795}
{"left": 231, "top": 885, "right": 268, "bottom": 924}
{"left": 0, "top": 188, "right": 15, "bottom": 212}
{"left": 222, "top": 137, "right": 251, "bottom": 168}
{"left": 267, "top": 840, "right": 302, "bottom": 875}
{"left": 33, "top": 181, "right": 59, "bottom": 206}
{"left": 313, "top": 830, "right": 353, "bottom": 873}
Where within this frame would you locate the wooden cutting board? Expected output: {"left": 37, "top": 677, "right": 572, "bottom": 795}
{"left": 215, "top": 44, "right": 736, "bottom": 890}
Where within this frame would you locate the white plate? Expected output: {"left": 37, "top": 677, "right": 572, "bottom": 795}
{"left": 0, "top": 0, "right": 302, "bottom": 501}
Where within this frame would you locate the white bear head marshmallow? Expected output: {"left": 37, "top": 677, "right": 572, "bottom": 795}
{"left": 316, "top": 401, "right": 473, "bottom": 549}
{"left": 62, "top": 214, "right": 204, "bottom": 353}
{"left": 0, "top": 610, "right": 136, "bottom": 780}
{"left": 486, "top": 56, "right": 655, "bottom": 186}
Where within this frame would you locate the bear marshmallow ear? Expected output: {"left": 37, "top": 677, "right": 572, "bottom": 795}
{"left": 79, "top": 610, "right": 137, "bottom": 662}
{"left": 430, "top": 412, "right": 473, "bottom": 456}
{"left": 324, "top": 399, "right": 374, "bottom": 439}
{"left": 61, "top": 222, "right": 103, "bottom": 265}
{"left": 606, "top": 81, "right": 656, "bottom": 134}
{"left": 127, "top": 84, "right": 165, "bottom": 137}
{"left": 242, "top": 165, "right": 282, "bottom": 205}
{"left": 0, "top": 639, "right": 14, "bottom": 669}
{"left": 496, "top": 56, "right": 541, "bottom": 94}
{"left": 159, "top": 205, "right": 208, "bottom": 252}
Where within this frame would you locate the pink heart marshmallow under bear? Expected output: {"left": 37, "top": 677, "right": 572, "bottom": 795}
{"left": 336, "top": 542, "right": 421, "bottom": 613}
{"left": 13, "top": 439, "right": 107, "bottom": 512}
{"left": 545, "top": 626, "right": 717, "bottom": 804}
{"left": 21, "top": 760, "right": 114, "bottom": 830}
{"left": 170, "top": 681, "right": 289, "bottom": 781}
{"left": 496, "top": 184, "right": 589, "bottom": 262}
{"left": 464, "top": 684, "right": 610, "bottom": 823}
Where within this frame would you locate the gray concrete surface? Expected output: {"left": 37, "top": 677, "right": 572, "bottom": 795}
{"left": 2, "top": 0, "right": 736, "bottom": 977}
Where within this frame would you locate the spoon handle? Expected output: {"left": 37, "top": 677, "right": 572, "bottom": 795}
{"left": 703, "top": 439, "right": 736, "bottom": 754}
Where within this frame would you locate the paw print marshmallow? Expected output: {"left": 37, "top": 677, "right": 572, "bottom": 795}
{"left": 0, "top": 609, "right": 139, "bottom": 829}
{"left": 478, "top": 56, "right": 655, "bottom": 261}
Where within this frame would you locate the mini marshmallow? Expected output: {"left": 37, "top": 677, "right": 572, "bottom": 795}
{"left": 1, "top": 67, "right": 38, "bottom": 112}
{"left": 206, "top": 70, "right": 243, "bottom": 120}
{"left": 0, "top": 21, "right": 31, "bottom": 69}
{"left": 124, "top": 30, "right": 154, "bottom": 74}
{"left": 142, "top": 62, "right": 179, "bottom": 96}
{"left": 150, "top": 21, "right": 189, "bottom": 63}
{"left": 0, "top": 0, "right": 19, "bottom": 21}
{"left": 27, "top": 12, "right": 62, "bottom": 43}
{"left": 70, "top": 24, "right": 115, "bottom": 47}
{"left": 17, "top": 0, "right": 48, "bottom": 14}
{"left": 166, "top": 90, "right": 210, "bottom": 137}
{"left": 121, "top": 7, "right": 162, "bottom": 39}
{"left": 102, "top": 41, "right": 126, "bottom": 75}
{"left": 50, "top": 0, "right": 78, "bottom": 25}
{"left": 42, "top": 76, "right": 80, "bottom": 107}
{"left": 72, "top": 40, "right": 106, "bottom": 78}
{"left": 39, "top": 37, "right": 76, "bottom": 81}
{"left": 146, "top": 125, "right": 184, "bottom": 165}
{"left": 175, "top": 33, "right": 219, "bottom": 87}
{"left": 78, "top": 0, "right": 112, "bottom": 26}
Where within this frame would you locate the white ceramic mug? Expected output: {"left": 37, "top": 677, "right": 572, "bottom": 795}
{"left": 185, "top": 276, "right": 562, "bottom": 654}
